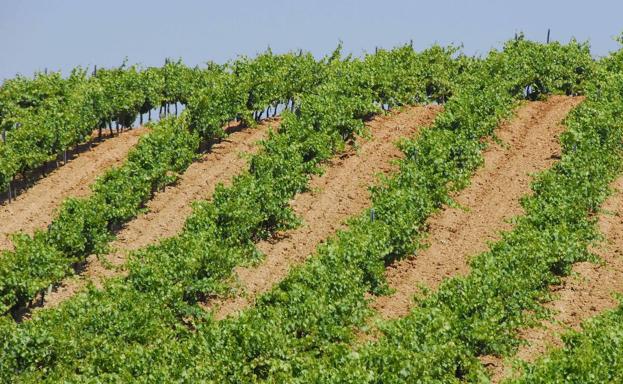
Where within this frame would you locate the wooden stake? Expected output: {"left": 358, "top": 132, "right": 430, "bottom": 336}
{"left": 9, "top": 176, "right": 15, "bottom": 202}
{"left": 547, "top": 28, "right": 551, "bottom": 43}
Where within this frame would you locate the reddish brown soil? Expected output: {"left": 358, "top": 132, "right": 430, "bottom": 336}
{"left": 370, "top": 95, "right": 583, "bottom": 322}
{"left": 38, "top": 120, "right": 276, "bottom": 309}
{"left": 105, "top": 121, "right": 275, "bottom": 262}
{"left": 490, "top": 175, "right": 623, "bottom": 383}
{"left": 213, "top": 105, "right": 442, "bottom": 319}
{"left": 0, "top": 128, "right": 147, "bottom": 251}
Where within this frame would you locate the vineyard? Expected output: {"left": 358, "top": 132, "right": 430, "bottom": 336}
{"left": 0, "top": 35, "right": 622, "bottom": 383}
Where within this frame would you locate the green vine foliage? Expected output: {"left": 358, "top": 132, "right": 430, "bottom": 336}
{"left": 0, "top": 39, "right": 611, "bottom": 383}
{"left": 0, "top": 43, "right": 463, "bottom": 382}
{"left": 0, "top": 51, "right": 329, "bottom": 315}
{"left": 315, "top": 43, "right": 621, "bottom": 383}
{"left": 0, "top": 51, "right": 315, "bottom": 193}
{"left": 503, "top": 47, "right": 623, "bottom": 384}
{"left": 506, "top": 304, "right": 623, "bottom": 384}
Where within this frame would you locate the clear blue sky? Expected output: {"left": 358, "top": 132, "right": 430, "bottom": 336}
{"left": 1, "top": 0, "right": 621, "bottom": 80}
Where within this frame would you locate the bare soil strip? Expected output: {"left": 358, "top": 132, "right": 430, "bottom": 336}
{"left": 371, "top": 95, "right": 583, "bottom": 322}
{"left": 214, "top": 105, "right": 442, "bottom": 320}
{"left": 489, "top": 175, "right": 623, "bottom": 383}
{"left": 106, "top": 121, "right": 276, "bottom": 262}
{"left": 38, "top": 120, "right": 276, "bottom": 310}
{"left": 0, "top": 128, "right": 147, "bottom": 251}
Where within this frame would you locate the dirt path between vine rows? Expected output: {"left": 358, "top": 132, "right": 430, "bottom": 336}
{"left": 489, "top": 175, "right": 623, "bottom": 383}
{"left": 0, "top": 128, "right": 147, "bottom": 251}
{"left": 213, "top": 105, "right": 442, "bottom": 320}
{"left": 370, "top": 95, "right": 583, "bottom": 323}
{"left": 37, "top": 120, "right": 278, "bottom": 310}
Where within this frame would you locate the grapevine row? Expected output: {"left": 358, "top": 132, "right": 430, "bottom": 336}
{"left": 0, "top": 38, "right": 595, "bottom": 382}
{"left": 318, "top": 42, "right": 621, "bottom": 382}
{"left": 0, "top": 44, "right": 464, "bottom": 381}
{"left": 0, "top": 52, "right": 318, "bottom": 197}
{"left": 0, "top": 50, "right": 327, "bottom": 314}
{"left": 171, "top": 38, "right": 596, "bottom": 383}
{"left": 504, "top": 41, "right": 623, "bottom": 384}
